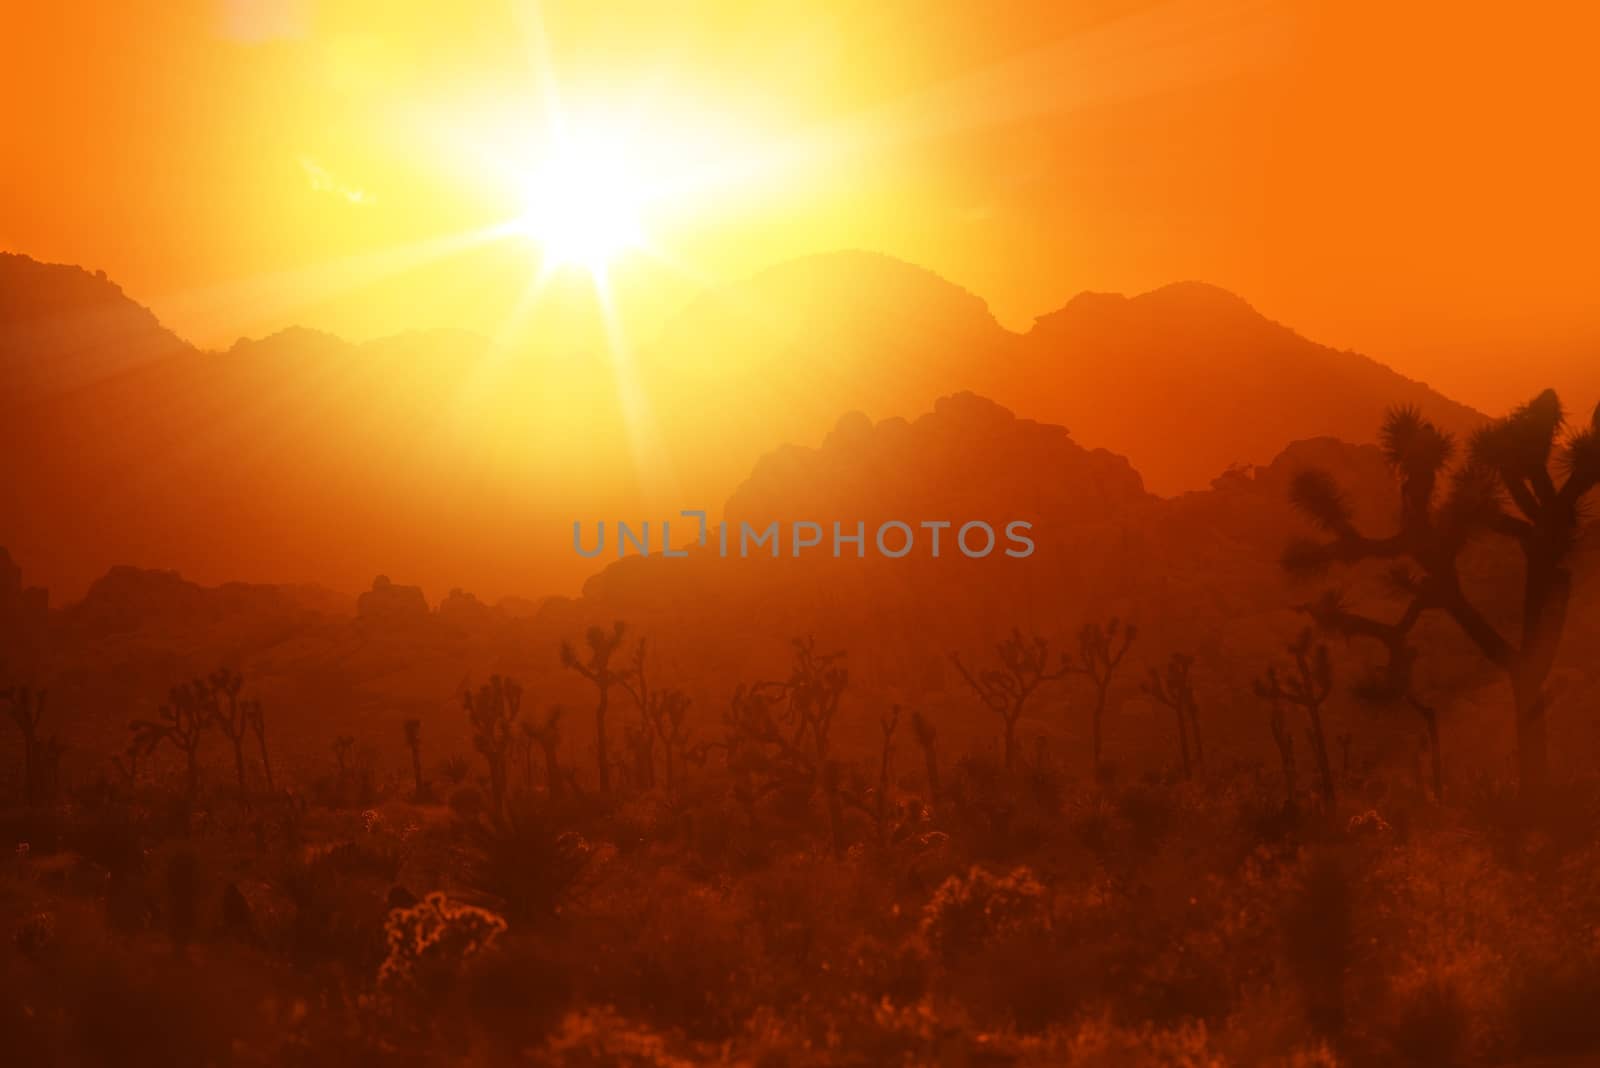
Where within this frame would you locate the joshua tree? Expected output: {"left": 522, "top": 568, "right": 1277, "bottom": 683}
{"left": 209, "top": 668, "right": 252, "bottom": 793}
{"left": 1074, "top": 618, "right": 1138, "bottom": 778}
{"left": 723, "top": 638, "right": 850, "bottom": 854}
{"left": 1254, "top": 629, "right": 1337, "bottom": 808}
{"left": 950, "top": 629, "right": 1073, "bottom": 772}
{"left": 1283, "top": 394, "right": 1599, "bottom": 797}
{"left": 132, "top": 679, "right": 217, "bottom": 816}
{"left": 243, "top": 698, "right": 272, "bottom": 792}
{"left": 1142, "top": 653, "right": 1203, "bottom": 779}
{"left": 464, "top": 675, "right": 522, "bottom": 817}
{"left": 910, "top": 709, "right": 941, "bottom": 817}
{"left": 618, "top": 637, "right": 693, "bottom": 790}
{"left": 2, "top": 684, "right": 47, "bottom": 807}
{"left": 560, "top": 621, "right": 628, "bottom": 795}
{"left": 1299, "top": 590, "right": 1447, "bottom": 799}
{"left": 525, "top": 705, "right": 565, "bottom": 801}
{"left": 403, "top": 718, "right": 427, "bottom": 801}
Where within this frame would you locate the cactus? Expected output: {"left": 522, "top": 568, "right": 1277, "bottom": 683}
{"left": 1283, "top": 394, "right": 1600, "bottom": 798}
{"left": 950, "top": 629, "right": 1073, "bottom": 772}
{"left": 1254, "top": 629, "right": 1337, "bottom": 808}
{"left": 560, "top": 621, "right": 628, "bottom": 794}
{"left": 1073, "top": 618, "right": 1138, "bottom": 778}
{"left": 464, "top": 675, "right": 522, "bottom": 817}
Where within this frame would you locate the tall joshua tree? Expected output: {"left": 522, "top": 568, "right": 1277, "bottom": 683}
{"left": 1074, "top": 618, "right": 1138, "bottom": 778}
{"left": 209, "top": 668, "right": 252, "bottom": 793}
{"left": 951, "top": 629, "right": 1073, "bottom": 772}
{"left": 560, "top": 621, "right": 627, "bottom": 795}
{"left": 2, "top": 684, "right": 47, "bottom": 807}
{"left": 1254, "top": 629, "right": 1337, "bottom": 809}
{"left": 464, "top": 676, "right": 522, "bottom": 817}
{"left": 1143, "top": 653, "right": 1202, "bottom": 779}
{"left": 911, "top": 709, "right": 941, "bottom": 817}
{"left": 525, "top": 705, "right": 565, "bottom": 801}
{"left": 132, "top": 679, "right": 217, "bottom": 816}
{"left": 1283, "top": 394, "right": 1599, "bottom": 797}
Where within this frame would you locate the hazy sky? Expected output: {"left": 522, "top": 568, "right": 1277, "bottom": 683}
{"left": 4, "top": 0, "right": 1597, "bottom": 414}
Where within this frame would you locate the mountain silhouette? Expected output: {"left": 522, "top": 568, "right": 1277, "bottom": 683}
{"left": 1011, "top": 281, "right": 1487, "bottom": 494}
{"left": 0, "top": 249, "right": 1504, "bottom": 602}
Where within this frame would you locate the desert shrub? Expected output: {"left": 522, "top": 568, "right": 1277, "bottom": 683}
{"left": 378, "top": 891, "right": 508, "bottom": 997}
{"left": 921, "top": 864, "right": 1048, "bottom": 963}
{"left": 459, "top": 795, "right": 593, "bottom": 926}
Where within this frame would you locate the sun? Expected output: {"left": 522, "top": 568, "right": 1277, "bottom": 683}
{"left": 516, "top": 135, "right": 646, "bottom": 274}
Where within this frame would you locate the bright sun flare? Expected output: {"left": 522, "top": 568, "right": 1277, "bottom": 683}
{"left": 516, "top": 136, "right": 646, "bottom": 274}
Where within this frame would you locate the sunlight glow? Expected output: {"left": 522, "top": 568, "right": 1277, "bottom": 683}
{"left": 516, "top": 133, "right": 647, "bottom": 273}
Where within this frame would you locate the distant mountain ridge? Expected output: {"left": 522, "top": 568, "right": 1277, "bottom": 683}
{"left": 0, "top": 248, "right": 1504, "bottom": 601}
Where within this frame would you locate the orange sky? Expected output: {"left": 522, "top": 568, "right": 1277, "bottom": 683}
{"left": 3, "top": 1, "right": 1597, "bottom": 414}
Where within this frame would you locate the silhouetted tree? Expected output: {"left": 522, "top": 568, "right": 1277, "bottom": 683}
{"left": 525, "top": 705, "right": 565, "bottom": 801}
{"left": 1255, "top": 629, "right": 1337, "bottom": 808}
{"left": 131, "top": 679, "right": 216, "bottom": 815}
{"left": 1073, "top": 618, "right": 1138, "bottom": 778}
{"left": 618, "top": 637, "right": 693, "bottom": 790}
{"left": 1143, "top": 653, "right": 1202, "bottom": 779}
{"left": 560, "top": 621, "right": 628, "bottom": 795}
{"left": 950, "top": 629, "right": 1072, "bottom": 772}
{"left": 464, "top": 675, "right": 522, "bottom": 817}
{"left": 1300, "top": 589, "right": 1445, "bottom": 800}
{"left": 723, "top": 638, "right": 850, "bottom": 853}
{"left": 1283, "top": 394, "right": 1600, "bottom": 797}
{"left": 2, "top": 684, "right": 47, "bottom": 807}
{"left": 209, "top": 668, "right": 252, "bottom": 793}
{"left": 403, "top": 718, "right": 428, "bottom": 801}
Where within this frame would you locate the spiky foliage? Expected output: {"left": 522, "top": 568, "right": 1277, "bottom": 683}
{"left": 464, "top": 675, "right": 522, "bottom": 817}
{"left": 2, "top": 684, "right": 47, "bottom": 806}
{"left": 1283, "top": 393, "right": 1599, "bottom": 796}
{"left": 1075, "top": 618, "right": 1138, "bottom": 778}
{"left": 460, "top": 795, "right": 592, "bottom": 927}
{"left": 131, "top": 678, "right": 217, "bottom": 813}
{"left": 1142, "top": 653, "right": 1203, "bottom": 779}
{"left": 1254, "top": 629, "right": 1337, "bottom": 808}
{"left": 950, "top": 629, "right": 1074, "bottom": 772}
{"left": 560, "top": 621, "right": 628, "bottom": 795}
